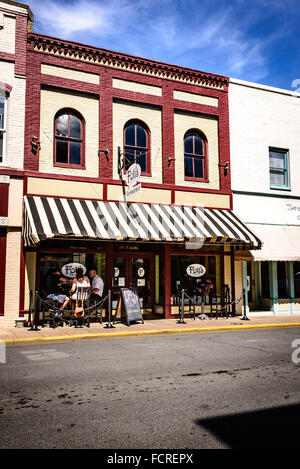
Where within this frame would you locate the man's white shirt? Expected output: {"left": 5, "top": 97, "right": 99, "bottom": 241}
{"left": 92, "top": 275, "right": 104, "bottom": 297}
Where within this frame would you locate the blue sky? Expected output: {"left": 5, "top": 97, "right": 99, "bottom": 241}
{"left": 26, "top": 0, "right": 300, "bottom": 90}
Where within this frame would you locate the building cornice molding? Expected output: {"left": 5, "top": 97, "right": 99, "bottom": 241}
{"left": 27, "top": 32, "right": 228, "bottom": 90}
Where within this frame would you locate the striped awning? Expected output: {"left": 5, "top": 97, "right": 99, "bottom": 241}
{"left": 23, "top": 196, "right": 262, "bottom": 249}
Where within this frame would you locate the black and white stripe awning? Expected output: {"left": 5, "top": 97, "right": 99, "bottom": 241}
{"left": 23, "top": 196, "right": 261, "bottom": 248}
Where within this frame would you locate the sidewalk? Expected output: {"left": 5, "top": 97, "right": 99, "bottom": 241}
{"left": 1, "top": 314, "right": 300, "bottom": 345}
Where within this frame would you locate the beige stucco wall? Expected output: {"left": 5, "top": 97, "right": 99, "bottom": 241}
{"left": 113, "top": 78, "right": 162, "bottom": 96}
{"left": 0, "top": 11, "right": 15, "bottom": 54}
{"left": 39, "top": 88, "right": 99, "bottom": 177}
{"left": 41, "top": 64, "right": 100, "bottom": 84}
{"left": 7, "top": 177, "right": 23, "bottom": 227}
{"left": 174, "top": 111, "right": 220, "bottom": 190}
{"left": 113, "top": 101, "right": 162, "bottom": 184}
{"left": 107, "top": 184, "right": 171, "bottom": 204}
{"left": 24, "top": 251, "right": 36, "bottom": 310}
{"left": 234, "top": 260, "right": 243, "bottom": 314}
{"left": 174, "top": 90, "right": 218, "bottom": 107}
{"left": 1, "top": 229, "right": 21, "bottom": 326}
{"left": 27, "top": 177, "right": 103, "bottom": 199}
{"left": 175, "top": 191, "right": 230, "bottom": 208}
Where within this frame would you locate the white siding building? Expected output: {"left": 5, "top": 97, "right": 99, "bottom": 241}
{"left": 0, "top": 0, "right": 32, "bottom": 325}
{"left": 230, "top": 77, "right": 300, "bottom": 315}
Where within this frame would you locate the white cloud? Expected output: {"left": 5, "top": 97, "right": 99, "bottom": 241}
{"left": 26, "top": 0, "right": 294, "bottom": 83}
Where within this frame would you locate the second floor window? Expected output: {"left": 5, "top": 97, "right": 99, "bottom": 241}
{"left": 269, "top": 147, "right": 290, "bottom": 189}
{"left": 124, "top": 121, "right": 150, "bottom": 174}
{"left": 0, "top": 95, "right": 7, "bottom": 164}
{"left": 54, "top": 110, "right": 85, "bottom": 168}
{"left": 184, "top": 131, "right": 207, "bottom": 181}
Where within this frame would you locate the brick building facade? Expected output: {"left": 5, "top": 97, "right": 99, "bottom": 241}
{"left": 0, "top": 1, "right": 261, "bottom": 325}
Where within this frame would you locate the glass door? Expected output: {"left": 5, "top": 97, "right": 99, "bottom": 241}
{"left": 112, "top": 253, "right": 154, "bottom": 312}
{"left": 130, "top": 256, "right": 153, "bottom": 309}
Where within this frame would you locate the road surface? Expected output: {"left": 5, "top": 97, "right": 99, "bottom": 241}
{"left": 0, "top": 327, "right": 299, "bottom": 448}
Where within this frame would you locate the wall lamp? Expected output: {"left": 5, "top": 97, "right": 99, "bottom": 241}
{"left": 168, "top": 157, "right": 176, "bottom": 166}
{"left": 98, "top": 148, "right": 110, "bottom": 161}
{"left": 218, "top": 161, "right": 229, "bottom": 176}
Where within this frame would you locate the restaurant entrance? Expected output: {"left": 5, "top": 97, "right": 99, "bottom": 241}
{"left": 112, "top": 253, "right": 155, "bottom": 313}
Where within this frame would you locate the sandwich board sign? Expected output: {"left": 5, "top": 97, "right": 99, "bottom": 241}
{"left": 116, "top": 287, "right": 144, "bottom": 326}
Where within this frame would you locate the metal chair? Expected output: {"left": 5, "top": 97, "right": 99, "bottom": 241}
{"left": 72, "top": 286, "right": 91, "bottom": 328}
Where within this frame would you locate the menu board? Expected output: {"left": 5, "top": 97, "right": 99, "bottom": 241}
{"left": 116, "top": 287, "right": 144, "bottom": 326}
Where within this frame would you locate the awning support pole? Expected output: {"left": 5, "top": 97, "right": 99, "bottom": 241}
{"left": 288, "top": 262, "right": 295, "bottom": 314}
{"left": 241, "top": 261, "right": 250, "bottom": 320}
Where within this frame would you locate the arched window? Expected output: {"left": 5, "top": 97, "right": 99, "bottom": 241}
{"left": 54, "top": 109, "right": 85, "bottom": 168}
{"left": 124, "top": 121, "right": 150, "bottom": 174}
{"left": 184, "top": 130, "right": 207, "bottom": 180}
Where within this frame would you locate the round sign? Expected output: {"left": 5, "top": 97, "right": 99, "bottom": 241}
{"left": 186, "top": 264, "right": 206, "bottom": 278}
{"left": 61, "top": 263, "right": 86, "bottom": 278}
{"left": 138, "top": 267, "right": 145, "bottom": 278}
{"left": 114, "top": 267, "right": 120, "bottom": 277}
{"left": 125, "top": 163, "right": 141, "bottom": 187}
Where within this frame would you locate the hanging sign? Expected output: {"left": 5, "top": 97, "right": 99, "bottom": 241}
{"left": 186, "top": 264, "right": 206, "bottom": 278}
{"left": 126, "top": 183, "right": 141, "bottom": 199}
{"left": 61, "top": 263, "right": 86, "bottom": 278}
{"left": 126, "top": 163, "right": 141, "bottom": 187}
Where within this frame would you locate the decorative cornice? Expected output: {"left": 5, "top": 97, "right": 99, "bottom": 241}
{"left": 27, "top": 32, "right": 228, "bottom": 90}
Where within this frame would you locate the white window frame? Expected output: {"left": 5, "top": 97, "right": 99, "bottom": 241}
{"left": 0, "top": 93, "right": 8, "bottom": 166}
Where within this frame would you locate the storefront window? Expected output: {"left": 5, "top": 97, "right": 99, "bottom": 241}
{"left": 171, "top": 255, "right": 217, "bottom": 302}
{"left": 261, "top": 262, "right": 270, "bottom": 298}
{"left": 294, "top": 261, "right": 300, "bottom": 298}
{"left": 277, "top": 261, "right": 288, "bottom": 298}
{"left": 40, "top": 252, "right": 106, "bottom": 296}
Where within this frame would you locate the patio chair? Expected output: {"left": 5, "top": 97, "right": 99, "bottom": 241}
{"left": 72, "top": 286, "right": 91, "bottom": 328}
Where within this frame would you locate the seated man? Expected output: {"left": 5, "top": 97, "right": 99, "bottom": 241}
{"left": 44, "top": 268, "right": 69, "bottom": 313}
{"left": 89, "top": 268, "right": 104, "bottom": 304}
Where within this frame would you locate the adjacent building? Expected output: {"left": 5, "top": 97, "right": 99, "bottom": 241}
{"left": 0, "top": 0, "right": 32, "bottom": 325}
{"left": 230, "top": 78, "right": 300, "bottom": 315}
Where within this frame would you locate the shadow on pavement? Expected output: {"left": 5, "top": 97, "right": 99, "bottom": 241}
{"left": 196, "top": 403, "right": 300, "bottom": 448}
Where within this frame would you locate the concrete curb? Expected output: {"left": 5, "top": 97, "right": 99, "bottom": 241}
{"left": 3, "top": 322, "right": 300, "bottom": 345}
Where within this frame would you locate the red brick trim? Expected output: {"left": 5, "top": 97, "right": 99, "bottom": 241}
{"left": 162, "top": 84, "right": 175, "bottom": 185}
{"left": 0, "top": 51, "right": 15, "bottom": 63}
{"left": 28, "top": 32, "right": 229, "bottom": 89}
{"left": 24, "top": 53, "right": 41, "bottom": 171}
{"left": 0, "top": 228, "right": 7, "bottom": 316}
{"left": 0, "top": 81, "right": 12, "bottom": 93}
{"left": 0, "top": 183, "right": 9, "bottom": 217}
{"left": 15, "top": 15, "right": 27, "bottom": 76}
{"left": 99, "top": 71, "right": 113, "bottom": 178}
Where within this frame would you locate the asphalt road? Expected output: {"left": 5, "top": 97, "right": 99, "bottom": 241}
{"left": 0, "top": 327, "right": 300, "bottom": 449}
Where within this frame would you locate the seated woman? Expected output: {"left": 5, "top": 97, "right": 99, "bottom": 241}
{"left": 69, "top": 268, "right": 90, "bottom": 304}
{"left": 45, "top": 268, "right": 70, "bottom": 312}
